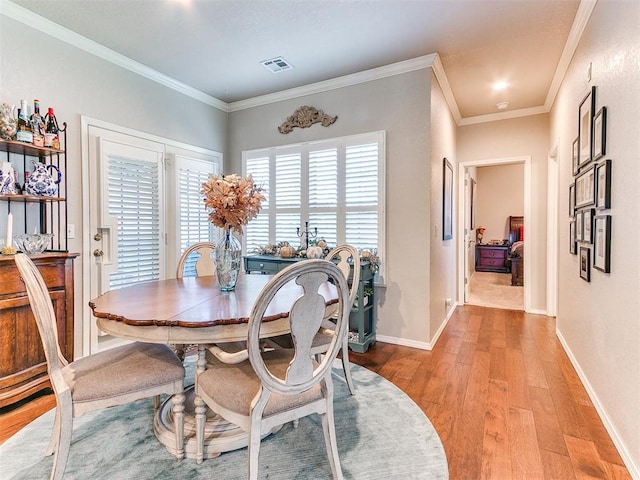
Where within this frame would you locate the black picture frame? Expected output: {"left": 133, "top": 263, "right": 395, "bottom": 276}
{"left": 578, "top": 86, "right": 596, "bottom": 169}
{"left": 593, "top": 106, "right": 607, "bottom": 161}
{"left": 583, "top": 208, "right": 594, "bottom": 244}
{"left": 576, "top": 209, "right": 583, "bottom": 242}
{"left": 575, "top": 164, "right": 596, "bottom": 208}
{"left": 596, "top": 159, "right": 611, "bottom": 210}
{"left": 572, "top": 137, "right": 580, "bottom": 176}
{"left": 580, "top": 246, "right": 591, "bottom": 282}
{"left": 569, "top": 220, "right": 577, "bottom": 255}
{"left": 443, "top": 158, "right": 453, "bottom": 240}
{"left": 593, "top": 215, "right": 611, "bottom": 273}
{"left": 569, "top": 183, "right": 575, "bottom": 217}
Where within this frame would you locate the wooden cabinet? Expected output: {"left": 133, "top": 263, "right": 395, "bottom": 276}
{"left": 475, "top": 244, "right": 509, "bottom": 273}
{"left": 0, "top": 253, "right": 78, "bottom": 407}
{"left": 243, "top": 255, "right": 376, "bottom": 353}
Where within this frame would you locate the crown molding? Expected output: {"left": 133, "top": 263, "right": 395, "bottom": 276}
{"left": 544, "top": 0, "right": 598, "bottom": 110}
{"left": 0, "top": 1, "right": 229, "bottom": 112}
{"left": 431, "top": 53, "right": 462, "bottom": 124}
{"left": 228, "top": 54, "right": 438, "bottom": 112}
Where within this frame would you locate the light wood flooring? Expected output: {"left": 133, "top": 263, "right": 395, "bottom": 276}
{"left": 0, "top": 305, "right": 632, "bottom": 479}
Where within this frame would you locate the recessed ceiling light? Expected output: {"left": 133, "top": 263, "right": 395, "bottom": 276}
{"left": 496, "top": 101, "right": 510, "bottom": 110}
{"left": 260, "top": 57, "right": 294, "bottom": 73}
{"left": 493, "top": 81, "right": 509, "bottom": 91}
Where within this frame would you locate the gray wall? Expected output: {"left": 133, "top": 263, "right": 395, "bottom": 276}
{"left": 229, "top": 69, "right": 454, "bottom": 347}
{"left": 550, "top": 0, "right": 640, "bottom": 473}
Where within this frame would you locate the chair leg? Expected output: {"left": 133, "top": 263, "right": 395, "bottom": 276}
{"left": 340, "top": 338, "right": 356, "bottom": 395}
{"left": 194, "top": 394, "right": 206, "bottom": 464}
{"left": 321, "top": 400, "right": 344, "bottom": 480}
{"left": 172, "top": 391, "right": 186, "bottom": 460}
{"left": 45, "top": 407, "right": 61, "bottom": 456}
{"left": 50, "top": 394, "right": 73, "bottom": 480}
{"left": 247, "top": 424, "right": 262, "bottom": 480}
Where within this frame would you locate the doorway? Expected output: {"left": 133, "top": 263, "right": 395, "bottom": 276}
{"left": 457, "top": 156, "right": 531, "bottom": 312}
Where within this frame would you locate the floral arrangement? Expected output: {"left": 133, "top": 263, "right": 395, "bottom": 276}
{"left": 202, "top": 174, "right": 265, "bottom": 234}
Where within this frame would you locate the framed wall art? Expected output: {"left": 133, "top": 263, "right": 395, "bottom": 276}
{"left": 593, "top": 215, "right": 611, "bottom": 273}
{"left": 596, "top": 159, "right": 611, "bottom": 210}
{"left": 569, "top": 183, "right": 575, "bottom": 217}
{"left": 576, "top": 209, "right": 583, "bottom": 242}
{"left": 569, "top": 220, "right": 577, "bottom": 255}
{"left": 593, "top": 106, "right": 607, "bottom": 161}
{"left": 583, "top": 208, "right": 594, "bottom": 244}
{"left": 578, "top": 86, "right": 596, "bottom": 169}
{"left": 579, "top": 246, "right": 591, "bottom": 282}
{"left": 572, "top": 137, "right": 580, "bottom": 175}
{"left": 443, "top": 157, "right": 453, "bottom": 240}
{"left": 575, "top": 164, "right": 596, "bottom": 208}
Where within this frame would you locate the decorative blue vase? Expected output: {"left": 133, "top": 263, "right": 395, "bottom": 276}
{"left": 215, "top": 228, "right": 241, "bottom": 291}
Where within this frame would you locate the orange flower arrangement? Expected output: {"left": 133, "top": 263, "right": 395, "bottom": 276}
{"left": 202, "top": 174, "right": 265, "bottom": 233}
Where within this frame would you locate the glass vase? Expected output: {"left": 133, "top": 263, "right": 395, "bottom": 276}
{"left": 215, "top": 228, "right": 242, "bottom": 291}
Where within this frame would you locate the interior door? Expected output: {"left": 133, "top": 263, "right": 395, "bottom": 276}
{"left": 88, "top": 126, "right": 166, "bottom": 352}
{"left": 464, "top": 172, "right": 474, "bottom": 302}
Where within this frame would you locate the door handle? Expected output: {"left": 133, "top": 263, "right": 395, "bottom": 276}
{"left": 93, "top": 249, "right": 104, "bottom": 257}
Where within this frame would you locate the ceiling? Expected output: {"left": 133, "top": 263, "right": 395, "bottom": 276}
{"left": 8, "top": 0, "right": 582, "bottom": 122}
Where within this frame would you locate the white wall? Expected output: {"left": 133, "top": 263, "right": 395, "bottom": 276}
{"left": 0, "top": 15, "right": 227, "bottom": 355}
{"left": 550, "top": 0, "right": 640, "bottom": 475}
{"left": 229, "top": 69, "right": 453, "bottom": 347}
{"left": 457, "top": 114, "right": 549, "bottom": 311}
{"left": 476, "top": 164, "right": 524, "bottom": 242}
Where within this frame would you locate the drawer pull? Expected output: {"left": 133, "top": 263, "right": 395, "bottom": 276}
{"left": 259, "top": 263, "right": 264, "bottom": 268}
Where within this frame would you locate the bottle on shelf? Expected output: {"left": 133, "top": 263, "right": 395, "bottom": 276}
{"left": 30, "top": 99, "right": 45, "bottom": 147}
{"left": 13, "top": 169, "right": 22, "bottom": 195}
{"left": 44, "top": 107, "right": 60, "bottom": 149}
{"left": 16, "top": 100, "right": 33, "bottom": 144}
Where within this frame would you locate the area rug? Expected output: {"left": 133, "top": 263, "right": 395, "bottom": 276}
{"left": 0, "top": 359, "right": 448, "bottom": 479}
{"left": 467, "top": 271, "right": 524, "bottom": 310}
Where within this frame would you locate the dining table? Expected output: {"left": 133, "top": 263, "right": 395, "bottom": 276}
{"left": 89, "top": 272, "right": 339, "bottom": 461}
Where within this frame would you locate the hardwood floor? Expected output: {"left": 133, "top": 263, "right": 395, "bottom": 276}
{"left": 0, "top": 304, "right": 632, "bottom": 479}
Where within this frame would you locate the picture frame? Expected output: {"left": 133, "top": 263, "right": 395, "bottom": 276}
{"left": 579, "top": 246, "right": 591, "bottom": 282}
{"left": 572, "top": 137, "right": 580, "bottom": 176}
{"left": 596, "top": 159, "right": 611, "bottom": 210}
{"left": 593, "top": 215, "right": 611, "bottom": 273}
{"left": 575, "top": 164, "right": 596, "bottom": 208}
{"left": 583, "top": 208, "right": 594, "bottom": 244}
{"left": 593, "top": 106, "right": 607, "bottom": 161}
{"left": 578, "top": 86, "right": 595, "bottom": 168}
{"left": 569, "top": 220, "right": 577, "bottom": 255}
{"left": 576, "top": 209, "right": 583, "bottom": 242}
{"left": 569, "top": 183, "right": 575, "bottom": 217}
{"left": 443, "top": 157, "right": 453, "bottom": 240}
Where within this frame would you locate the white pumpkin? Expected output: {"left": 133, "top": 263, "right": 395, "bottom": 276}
{"left": 306, "top": 245, "right": 323, "bottom": 259}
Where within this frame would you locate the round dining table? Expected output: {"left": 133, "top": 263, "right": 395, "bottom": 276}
{"left": 89, "top": 273, "right": 339, "bottom": 461}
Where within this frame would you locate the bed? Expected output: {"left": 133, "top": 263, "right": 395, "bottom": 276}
{"left": 507, "top": 215, "right": 524, "bottom": 286}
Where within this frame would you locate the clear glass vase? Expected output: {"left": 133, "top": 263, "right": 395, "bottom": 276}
{"left": 215, "top": 228, "right": 242, "bottom": 291}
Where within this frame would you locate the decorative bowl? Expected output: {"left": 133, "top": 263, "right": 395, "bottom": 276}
{"left": 13, "top": 233, "right": 53, "bottom": 254}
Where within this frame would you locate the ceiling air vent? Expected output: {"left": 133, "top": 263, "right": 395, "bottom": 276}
{"left": 260, "top": 57, "right": 294, "bottom": 73}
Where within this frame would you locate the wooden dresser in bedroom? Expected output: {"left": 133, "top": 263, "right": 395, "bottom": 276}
{"left": 476, "top": 244, "right": 510, "bottom": 273}
{"left": 0, "top": 253, "right": 78, "bottom": 407}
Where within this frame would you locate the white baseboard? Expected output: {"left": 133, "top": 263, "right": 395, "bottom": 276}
{"left": 375, "top": 302, "right": 458, "bottom": 351}
{"left": 556, "top": 329, "right": 640, "bottom": 480}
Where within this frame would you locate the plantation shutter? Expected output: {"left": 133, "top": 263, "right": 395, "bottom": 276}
{"left": 107, "top": 155, "right": 162, "bottom": 289}
{"left": 309, "top": 147, "right": 338, "bottom": 246}
{"left": 245, "top": 156, "right": 270, "bottom": 252}
{"left": 275, "top": 152, "right": 301, "bottom": 245}
{"left": 176, "top": 156, "right": 217, "bottom": 277}
{"left": 345, "top": 142, "right": 379, "bottom": 249}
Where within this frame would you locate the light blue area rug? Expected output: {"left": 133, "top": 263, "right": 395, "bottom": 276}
{"left": 0, "top": 359, "right": 448, "bottom": 479}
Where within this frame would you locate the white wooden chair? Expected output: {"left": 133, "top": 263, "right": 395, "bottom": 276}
{"left": 195, "top": 259, "right": 350, "bottom": 479}
{"left": 14, "top": 253, "right": 186, "bottom": 480}
{"left": 175, "top": 241, "right": 216, "bottom": 279}
{"left": 310, "top": 244, "right": 360, "bottom": 395}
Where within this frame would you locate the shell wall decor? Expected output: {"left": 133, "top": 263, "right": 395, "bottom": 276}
{"left": 278, "top": 106, "right": 337, "bottom": 134}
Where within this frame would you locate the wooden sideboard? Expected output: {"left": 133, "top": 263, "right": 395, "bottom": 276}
{"left": 475, "top": 244, "right": 509, "bottom": 273}
{"left": 0, "top": 253, "right": 78, "bottom": 407}
{"left": 243, "top": 255, "right": 376, "bottom": 353}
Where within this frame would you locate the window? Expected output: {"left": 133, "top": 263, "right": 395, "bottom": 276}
{"left": 243, "top": 131, "right": 385, "bottom": 281}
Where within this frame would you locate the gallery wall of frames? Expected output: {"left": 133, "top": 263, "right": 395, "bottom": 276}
{"left": 569, "top": 85, "right": 611, "bottom": 282}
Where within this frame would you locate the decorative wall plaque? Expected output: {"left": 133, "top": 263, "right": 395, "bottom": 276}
{"left": 278, "top": 106, "right": 337, "bottom": 134}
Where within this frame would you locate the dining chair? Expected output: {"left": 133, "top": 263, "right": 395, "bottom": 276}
{"left": 175, "top": 241, "right": 216, "bottom": 279}
{"left": 14, "top": 253, "right": 186, "bottom": 480}
{"left": 310, "top": 244, "right": 360, "bottom": 395}
{"left": 195, "top": 259, "right": 350, "bottom": 479}
{"left": 270, "top": 244, "right": 360, "bottom": 395}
